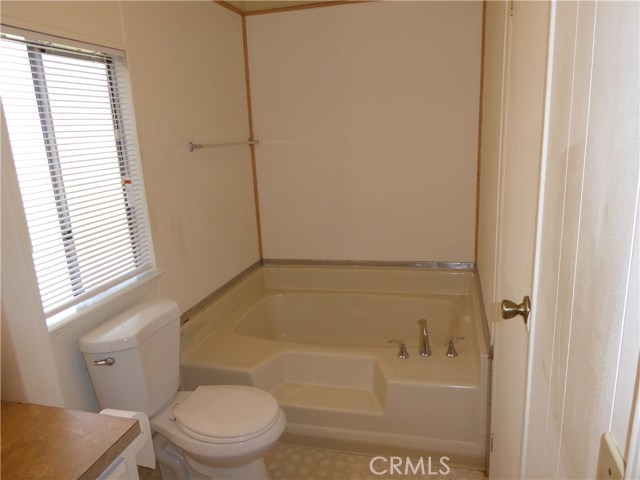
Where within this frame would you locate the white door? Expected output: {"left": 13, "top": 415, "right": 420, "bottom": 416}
{"left": 484, "top": 1, "right": 639, "bottom": 477}
{"left": 523, "top": 1, "right": 640, "bottom": 477}
{"left": 488, "top": 1, "right": 550, "bottom": 478}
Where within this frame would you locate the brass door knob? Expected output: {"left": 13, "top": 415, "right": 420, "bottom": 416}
{"left": 501, "top": 296, "right": 531, "bottom": 324}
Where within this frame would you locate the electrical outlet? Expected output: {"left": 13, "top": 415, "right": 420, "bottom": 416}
{"left": 596, "top": 432, "right": 625, "bottom": 480}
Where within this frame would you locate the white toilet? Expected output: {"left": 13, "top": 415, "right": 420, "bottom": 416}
{"left": 79, "top": 299, "right": 286, "bottom": 479}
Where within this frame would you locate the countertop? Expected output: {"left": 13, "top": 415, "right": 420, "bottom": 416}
{"left": 1, "top": 401, "right": 141, "bottom": 480}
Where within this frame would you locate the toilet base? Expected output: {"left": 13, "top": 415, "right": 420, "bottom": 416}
{"left": 154, "top": 433, "right": 206, "bottom": 479}
{"left": 154, "top": 431, "right": 271, "bottom": 480}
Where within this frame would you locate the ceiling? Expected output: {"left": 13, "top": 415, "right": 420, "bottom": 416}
{"left": 225, "top": 1, "right": 345, "bottom": 14}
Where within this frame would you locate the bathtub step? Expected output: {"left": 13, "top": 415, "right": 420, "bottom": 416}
{"left": 271, "top": 382, "right": 383, "bottom": 414}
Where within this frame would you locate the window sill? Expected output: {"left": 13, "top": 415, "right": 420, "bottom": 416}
{"left": 47, "top": 270, "right": 164, "bottom": 334}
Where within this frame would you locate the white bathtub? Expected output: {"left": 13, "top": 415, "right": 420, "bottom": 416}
{"left": 181, "top": 265, "right": 490, "bottom": 467}
{"left": 235, "top": 293, "right": 462, "bottom": 348}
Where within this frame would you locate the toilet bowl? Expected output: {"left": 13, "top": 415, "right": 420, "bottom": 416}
{"left": 152, "top": 388, "right": 286, "bottom": 478}
{"left": 78, "top": 299, "right": 286, "bottom": 480}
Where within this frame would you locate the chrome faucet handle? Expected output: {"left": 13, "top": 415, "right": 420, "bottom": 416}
{"left": 387, "top": 339, "right": 409, "bottom": 359}
{"left": 446, "top": 336, "right": 466, "bottom": 357}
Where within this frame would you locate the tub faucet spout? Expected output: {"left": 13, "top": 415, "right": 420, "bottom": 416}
{"left": 418, "top": 318, "right": 431, "bottom": 357}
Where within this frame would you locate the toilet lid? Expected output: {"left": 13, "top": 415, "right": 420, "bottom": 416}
{"left": 173, "top": 385, "right": 280, "bottom": 443}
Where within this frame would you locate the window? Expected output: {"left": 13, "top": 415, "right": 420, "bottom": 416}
{"left": 0, "top": 29, "right": 154, "bottom": 324}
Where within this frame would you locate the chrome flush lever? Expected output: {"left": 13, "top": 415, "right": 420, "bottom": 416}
{"left": 93, "top": 357, "right": 115, "bottom": 366}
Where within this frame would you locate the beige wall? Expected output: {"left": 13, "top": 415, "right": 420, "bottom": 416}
{"left": 118, "top": 2, "right": 259, "bottom": 310}
{"left": 1, "top": 1, "right": 258, "bottom": 410}
{"left": 247, "top": 2, "right": 482, "bottom": 262}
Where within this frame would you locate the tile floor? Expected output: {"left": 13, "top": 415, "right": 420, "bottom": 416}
{"left": 265, "top": 443, "right": 486, "bottom": 480}
{"left": 139, "top": 441, "right": 487, "bottom": 480}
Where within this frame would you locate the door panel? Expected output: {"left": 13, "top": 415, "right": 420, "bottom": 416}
{"left": 524, "top": 1, "right": 640, "bottom": 477}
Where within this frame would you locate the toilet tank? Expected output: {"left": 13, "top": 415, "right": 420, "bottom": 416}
{"left": 79, "top": 299, "right": 181, "bottom": 417}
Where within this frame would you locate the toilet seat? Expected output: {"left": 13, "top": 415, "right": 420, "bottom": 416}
{"left": 173, "top": 385, "right": 280, "bottom": 444}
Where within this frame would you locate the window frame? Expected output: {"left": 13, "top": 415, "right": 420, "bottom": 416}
{"left": 0, "top": 27, "right": 156, "bottom": 329}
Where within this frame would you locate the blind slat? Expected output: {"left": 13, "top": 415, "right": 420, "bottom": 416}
{"left": 42, "top": 258, "right": 152, "bottom": 311}
{"left": 36, "top": 239, "right": 144, "bottom": 286}
{"left": 43, "top": 264, "right": 152, "bottom": 317}
{"left": 38, "top": 243, "right": 151, "bottom": 292}
{"left": 20, "top": 168, "right": 137, "bottom": 189}
{"left": 28, "top": 202, "right": 135, "bottom": 234}
{"left": 35, "top": 236, "right": 150, "bottom": 280}
{"left": 11, "top": 147, "right": 138, "bottom": 162}
{"left": 40, "top": 248, "right": 152, "bottom": 300}
{"left": 31, "top": 215, "right": 148, "bottom": 255}
{"left": 22, "top": 190, "right": 144, "bottom": 225}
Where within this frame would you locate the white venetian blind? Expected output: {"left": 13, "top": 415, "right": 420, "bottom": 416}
{"left": 0, "top": 31, "right": 154, "bottom": 318}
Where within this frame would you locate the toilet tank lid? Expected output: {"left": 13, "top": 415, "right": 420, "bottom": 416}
{"left": 78, "top": 299, "right": 180, "bottom": 353}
